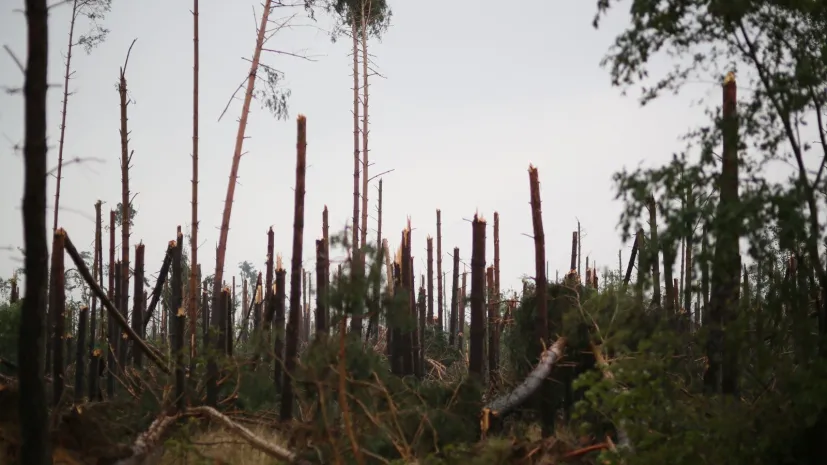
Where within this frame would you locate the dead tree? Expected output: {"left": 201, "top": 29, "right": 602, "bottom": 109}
{"left": 494, "top": 211, "right": 500, "bottom": 303}
{"left": 274, "top": 263, "right": 286, "bottom": 390}
{"left": 528, "top": 165, "right": 548, "bottom": 347}
{"left": 74, "top": 305, "right": 88, "bottom": 400}
{"left": 449, "top": 248, "right": 459, "bottom": 345}
{"left": 189, "top": 0, "right": 201, "bottom": 372}
{"left": 436, "top": 209, "right": 444, "bottom": 331}
{"left": 212, "top": 0, "right": 275, "bottom": 311}
{"left": 132, "top": 243, "right": 145, "bottom": 367}
{"left": 88, "top": 200, "right": 103, "bottom": 400}
{"left": 50, "top": 230, "right": 66, "bottom": 406}
{"left": 705, "top": 73, "right": 741, "bottom": 395}
{"left": 281, "top": 115, "right": 307, "bottom": 421}
{"left": 170, "top": 234, "right": 186, "bottom": 411}
{"left": 316, "top": 240, "right": 328, "bottom": 336}
{"left": 647, "top": 195, "right": 662, "bottom": 307}
{"left": 117, "top": 42, "right": 137, "bottom": 363}
{"left": 469, "top": 214, "right": 487, "bottom": 379}
{"left": 18, "top": 0, "right": 51, "bottom": 457}
{"left": 487, "top": 266, "right": 498, "bottom": 388}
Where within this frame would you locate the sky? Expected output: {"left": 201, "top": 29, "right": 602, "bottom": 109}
{"left": 0, "top": 0, "right": 720, "bottom": 302}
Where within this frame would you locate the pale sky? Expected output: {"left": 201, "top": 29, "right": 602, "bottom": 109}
{"left": 0, "top": 0, "right": 718, "bottom": 300}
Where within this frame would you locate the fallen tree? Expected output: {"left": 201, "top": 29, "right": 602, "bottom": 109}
{"left": 484, "top": 337, "right": 567, "bottom": 419}
{"left": 63, "top": 230, "right": 171, "bottom": 374}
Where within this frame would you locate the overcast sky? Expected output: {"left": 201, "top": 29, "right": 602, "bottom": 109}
{"left": 0, "top": 0, "right": 719, "bottom": 301}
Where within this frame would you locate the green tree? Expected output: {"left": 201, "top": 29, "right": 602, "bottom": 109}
{"left": 582, "top": 1, "right": 827, "bottom": 463}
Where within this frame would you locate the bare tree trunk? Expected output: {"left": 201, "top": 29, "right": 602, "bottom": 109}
{"left": 212, "top": 0, "right": 275, "bottom": 309}
{"left": 171, "top": 232, "right": 186, "bottom": 411}
{"left": 107, "top": 210, "right": 116, "bottom": 398}
{"left": 449, "top": 248, "right": 459, "bottom": 345}
{"left": 487, "top": 266, "right": 498, "bottom": 388}
{"left": 189, "top": 0, "right": 200, "bottom": 379}
{"left": 117, "top": 45, "right": 136, "bottom": 364}
{"left": 359, "top": 4, "right": 370, "bottom": 254}
{"left": 436, "top": 209, "right": 444, "bottom": 331}
{"left": 281, "top": 115, "right": 308, "bottom": 421}
{"left": 705, "top": 74, "right": 741, "bottom": 395}
{"left": 274, "top": 265, "right": 286, "bottom": 390}
{"left": 647, "top": 195, "right": 661, "bottom": 307}
{"left": 50, "top": 230, "right": 66, "bottom": 406}
{"left": 19, "top": 0, "right": 51, "bottom": 457}
{"left": 52, "top": 0, "right": 79, "bottom": 233}
{"left": 494, "top": 212, "right": 500, "bottom": 304}
{"left": 427, "top": 236, "right": 434, "bottom": 324}
{"left": 316, "top": 240, "right": 328, "bottom": 336}
{"left": 577, "top": 220, "right": 581, "bottom": 279}
{"left": 459, "top": 270, "right": 466, "bottom": 351}
{"left": 132, "top": 243, "right": 145, "bottom": 367}
{"left": 88, "top": 200, "right": 102, "bottom": 401}
{"left": 469, "top": 215, "right": 487, "bottom": 379}
{"left": 528, "top": 165, "right": 548, "bottom": 347}
{"left": 323, "top": 206, "right": 331, "bottom": 331}
{"left": 350, "top": 16, "right": 361, "bottom": 270}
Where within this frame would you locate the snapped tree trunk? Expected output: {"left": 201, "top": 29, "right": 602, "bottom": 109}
{"left": 528, "top": 165, "right": 548, "bottom": 347}
{"left": 18, "top": 0, "right": 51, "bottom": 458}
{"left": 212, "top": 0, "right": 275, "bottom": 313}
{"left": 469, "top": 215, "right": 487, "bottom": 379}
{"left": 280, "top": 115, "right": 307, "bottom": 421}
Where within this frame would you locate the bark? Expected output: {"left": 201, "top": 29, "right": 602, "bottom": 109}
{"left": 570, "top": 231, "right": 577, "bottom": 274}
{"left": 274, "top": 268, "right": 286, "bottom": 390}
{"left": 469, "top": 215, "right": 487, "bottom": 378}
{"left": 705, "top": 74, "right": 741, "bottom": 395}
{"left": 117, "top": 47, "right": 135, "bottom": 365}
{"left": 264, "top": 227, "right": 275, "bottom": 327}
{"left": 459, "top": 271, "right": 467, "bottom": 351}
{"left": 63, "top": 233, "right": 171, "bottom": 373}
{"left": 528, "top": 165, "right": 548, "bottom": 346}
{"left": 170, "top": 234, "right": 186, "bottom": 411}
{"left": 487, "top": 266, "right": 498, "bottom": 387}
{"left": 449, "top": 248, "right": 459, "bottom": 345}
{"left": 390, "top": 263, "right": 402, "bottom": 374}
{"left": 88, "top": 200, "right": 102, "bottom": 401}
{"left": 212, "top": 0, "right": 275, "bottom": 312}
{"left": 663, "top": 239, "right": 675, "bottom": 314}
{"left": 143, "top": 244, "right": 173, "bottom": 328}
{"left": 107, "top": 210, "right": 116, "bottom": 397}
{"left": 74, "top": 305, "right": 88, "bottom": 401}
{"left": 189, "top": 0, "right": 200, "bottom": 375}
{"left": 50, "top": 230, "right": 66, "bottom": 406}
{"left": 436, "top": 209, "right": 444, "bottom": 331}
{"left": 368, "top": 182, "right": 382, "bottom": 343}
{"left": 359, "top": 5, "right": 370, "bottom": 256}
{"left": 400, "top": 229, "right": 414, "bottom": 376}
{"left": 281, "top": 115, "right": 307, "bottom": 421}
{"left": 647, "top": 195, "right": 661, "bottom": 306}
{"left": 52, "top": 0, "right": 79, "bottom": 233}
{"left": 132, "top": 243, "right": 145, "bottom": 367}
{"left": 494, "top": 212, "right": 500, "bottom": 306}
{"left": 351, "top": 16, "right": 361, "bottom": 266}
{"left": 241, "top": 278, "right": 248, "bottom": 343}
{"left": 622, "top": 232, "right": 639, "bottom": 290}
{"left": 323, "top": 206, "right": 331, "bottom": 331}
{"left": 417, "top": 286, "right": 426, "bottom": 376}
{"left": 18, "top": 0, "right": 50, "bottom": 454}
{"left": 316, "top": 240, "right": 328, "bottom": 335}
{"left": 685, "top": 189, "right": 694, "bottom": 325}
{"left": 427, "top": 236, "right": 434, "bottom": 324}
{"left": 485, "top": 338, "right": 566, "bottom": 417}
{"left": 577, "top": 221, "right": 582, "bottom": 278}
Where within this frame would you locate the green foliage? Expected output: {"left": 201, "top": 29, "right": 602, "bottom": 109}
{"left": 0, "top": 300, "right": 22, "bottom": 375}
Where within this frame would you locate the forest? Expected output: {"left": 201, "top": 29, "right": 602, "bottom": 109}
{"left": 3, "top": 0, "right": 827, "bottom": 464}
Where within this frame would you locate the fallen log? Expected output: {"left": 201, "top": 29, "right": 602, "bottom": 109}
{"left": 63, "top": 231, "right": 171, "bottom": 374}
{"left": 485, "top": 337, "right": 566, "bottom": 418}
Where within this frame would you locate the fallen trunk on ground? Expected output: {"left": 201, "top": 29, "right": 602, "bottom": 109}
{"left": 485, "top": 337, "right": 566, "bottom": 418}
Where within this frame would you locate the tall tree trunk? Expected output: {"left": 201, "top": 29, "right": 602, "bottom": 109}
{"left": 494, "top": 212, "right": 500, "bottom": 306}
{"left": 117, "top": 48, "right": 135, "bottom": 366}
{"left": 281, "top": 115, "right": 307, "bottom": 421}
{"left": 705, "top": 73, "right": 741, "bottom": 395}
{"left": 132, "top": 243, "right": 145, "bottom": 367}
{"left": 274, "top": 266, "right": 286, "bottom": 390}
{"left": 427, "top": 236, "right": 434, "bottom": 324}
{"left": 107, "top": 211, "right": 116, "bottom": 398}
{"left": 316, "top": 240, "right": 328, "bottom": 336}
{"left": 50, "top": 231, "right": 66, "bottom": 407}
{"left": 88, "top": 200, "right": 102, "bottom": 400}
{"left": 487, "top": 266, "right": 498, "bottom": 388}
{"left": 528, "top": 165, "right": 548, "bottom": 347}
{"left": 359, "top": 4, "right": 370, "bottom": 254}
{"left": 189, "top": 0, "right": 200, "bottom": 380}
{"left": 647, "top": 195, "right": 661, "bottom": 307}
{"left": 469, "top": 215, "right": 487, "bottom": 379}
{"left": 436, "top": 209, "right": 444, "bottom": 331}
{"left": 459, "top": 270, "right": 466, "bottom": 351}
{"left": 350, "top": 17, "right": 362, "bottom": 336}
{"left": 324, "top": 206, "right": 331, "bottom": 332}
{"left": 52, "top": 0, "right": 79, "bottom": 233}
{"left": 449, "top": 248, "right": 459, "bottom": 345}
{"left": 171, "top": 233, "right": 186, "bottom": 411}
{"left": 74, "top": 305, "right": 88, "bottom": 401}
{"left": 19, "top": 0, "right": 51, "bottom": 456}
{"left": 212, "top": 0, "right": 275, "bottom": 310}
